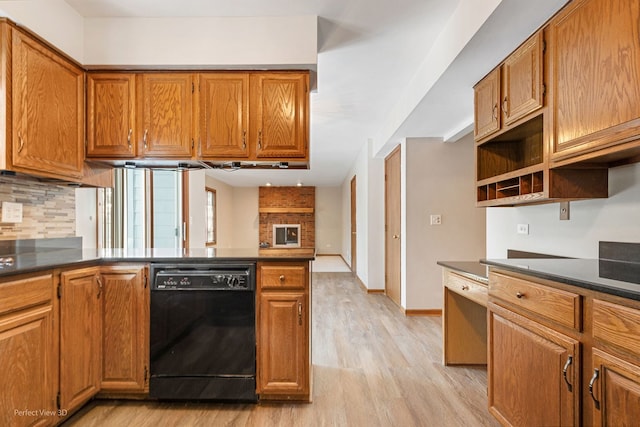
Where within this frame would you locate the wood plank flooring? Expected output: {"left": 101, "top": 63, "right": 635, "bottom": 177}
{"left": 63, "top": 272, "right": 499, "bottom": 427}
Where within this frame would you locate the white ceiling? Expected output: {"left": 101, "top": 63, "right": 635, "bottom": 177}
{"left": 65, "top": 0, "right": 569, "bottom": 187}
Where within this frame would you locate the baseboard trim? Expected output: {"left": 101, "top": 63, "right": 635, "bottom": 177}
{"left": 355, "top": 275, "right": 385, "bottom": 294}
{"left": 367, "top": 289, "right": 385, "bottom": 294}
{"left": 404, "top": 309, "right": 442, "bottom": 317}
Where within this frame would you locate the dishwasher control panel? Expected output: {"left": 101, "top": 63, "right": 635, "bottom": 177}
{"left": 152, "top": 264, "right": 254, "bottom": 291}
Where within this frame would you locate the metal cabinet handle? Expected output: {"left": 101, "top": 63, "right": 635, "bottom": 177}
{"left": 143, "top": 129, "right": 148, "bottom": 149}
{"left": 242, "top": 130, "right": 247, "bottom": 149}
{"left": 127, "top": 128, "right": 133, "bottom": 148}
{"left": 589, "top": 368, "right": 600, "bottom": 410}
{"left": 17, "top": 133, "right": 25, "bottom": 153}
{"left": 298, "top": 301, "right": 302, "bottom": 325}
{"left": 461, "top": 285, "right": 469, "bottom": 291}
{"left": 492, "top": 104, "right": 498, "bottom": 120}
{"left": 562, "top": 355, "right": 573, "bottom": 392}
{"left": 279, "top": 275, "right": 285, "bottom": 282}
{"left": 502, "top": 96, "right": 508, "bottom": 115}
{"left": 516, "top": 292, "right": 525, "bottom": 299}
{"left": 257, "top": 130, "right": 262, "bottom": 149}
{"left": 96, "top": 275, "right": 103, "bottom": 299}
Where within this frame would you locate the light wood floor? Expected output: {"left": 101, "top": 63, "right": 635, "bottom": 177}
{"left": 63, "top": 272, "right": 499, "bottom": 427}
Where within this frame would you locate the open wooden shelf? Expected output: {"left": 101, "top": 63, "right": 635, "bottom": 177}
{"left": 259, "top": 207, "right": 314, "bottom": 214}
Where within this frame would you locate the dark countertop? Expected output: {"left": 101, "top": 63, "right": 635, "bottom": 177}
{"left": 436, "top": 261, "right": 489, "bottom": 284}
{"left": 0, "top": 247, "right": 315, "bottom": 278}
{"left": 482, "top": 258, "right": 640, "bottom": 302}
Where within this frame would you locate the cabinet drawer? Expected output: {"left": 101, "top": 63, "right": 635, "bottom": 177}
{"left": 489, "top": 272, "right": 581, "bottom": 330}
{"left": 593, "top": 299, "right": 640, "bottom": 356}
{"left": 444, "top": 271, "right": 487, "bottom": 307}
{"left": 260, "top": 265, "right": 307, "bottom": 289}
{"left": 0, "top": 273, "right": 54, "bottom": 315}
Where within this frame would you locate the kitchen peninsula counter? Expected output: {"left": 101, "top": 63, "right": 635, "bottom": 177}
{"left": 0, "top": 246, "right": 315, "bottom": 278}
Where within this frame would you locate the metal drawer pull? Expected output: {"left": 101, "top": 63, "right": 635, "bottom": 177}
{"left": 516, "top": 292, "right": 525, "bottom": 299}
{"left": 589, "top": 368, "right": 600, "bottom": 410}
{"left": 461, "top": 285, "right": 469, "bottom": 291}
{"left": 279, "top": 275, "right": 285, "bottom": 282}
{"left": 562, "top": 355, "right": 573, "bottom": 392}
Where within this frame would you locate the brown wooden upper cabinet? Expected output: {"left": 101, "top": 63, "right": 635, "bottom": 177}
{"left": 8, "top": 25, "right": 85, "bottom": 180}
{"left": 474, "top": 31, "right": 544, "bottom": 142}
{"left": 87, "top": 70, "right": 309, "bottom": 163}
{"left": 87, "top": 73, "right": 137, "bottom": 158}
{"left": 250, "top": 73, "right": 308, "bottom": 159}
{"left": 199, "top": 73, "right": 250, "bottom": 158}
{"left": 140, "top": 73, "right": 195, "bottom": 158}
{"left": 549, "top": 0, "right": 640, "bottom": 165}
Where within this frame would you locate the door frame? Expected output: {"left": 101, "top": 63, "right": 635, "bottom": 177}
{"left": 385, "top": 145, "right": 402, "bottom": 306}
{"left": 350, "top": 175, "right": 357, "bottom": 273}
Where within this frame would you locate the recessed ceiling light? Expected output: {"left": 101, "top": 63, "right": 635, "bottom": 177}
{"left": 265, "top": 182, "right": 272, "bottom": 186}
{"left": 296, "top": 181, "right": 303, "bottom": 187}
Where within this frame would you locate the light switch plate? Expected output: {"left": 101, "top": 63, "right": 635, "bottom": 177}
{"left": 1, "top": 202, "right": 23, "bottom": 223}
{"left": 517, "top": 223, "right": 529, "bottom": 235}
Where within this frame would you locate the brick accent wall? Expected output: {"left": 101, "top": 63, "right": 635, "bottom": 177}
{"left": 259, "top": 186, "right": 315, "bottom": 248}
{"left": 0, "top": 176, "right": 76, "bottom": 240}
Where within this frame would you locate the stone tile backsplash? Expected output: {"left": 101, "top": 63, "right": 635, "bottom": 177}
{"left": 0, "top": 175, "right": 76, "bottom": 240}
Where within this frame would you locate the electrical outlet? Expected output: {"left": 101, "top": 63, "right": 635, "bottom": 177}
{"left": 430, "top": 214, "right": 442, "bottom": 225}
{"left": 517, "top": 223, "right": 529, "bottom": 235}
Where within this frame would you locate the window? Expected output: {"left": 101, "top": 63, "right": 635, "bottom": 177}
{"left": 206, "top": 187, "right": 216, "bottom": 245}
{"left": 100, "top": 168, "right": 185, "bottom": 249}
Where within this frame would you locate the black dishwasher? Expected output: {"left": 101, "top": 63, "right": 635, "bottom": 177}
{"left": 149, "top": 263, "right": 257, "bottom": 402}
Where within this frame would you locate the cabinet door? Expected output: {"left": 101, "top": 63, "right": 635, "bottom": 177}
{"left": 12, "top": 28, "right": 84, "bottom": 180}
{"left": 251, "top": 73, "right": 308, "bottom": 159}
{"left": 0, "top": 306, "right": 55, "bottom": 427}
{"left": 140, "top": 73, "right": 193, "bottom": 158}
{"left": 258, "top": 291, "right": 309, "bottom": 396}
{"left": 488, "top": 303, "right": 579, "bottom": 426}
{"left": 59, "top": 268, "right": 101, "bottom": 412}
{"left": 590, "top": 349, "right": 640, "bottom": 427}
{"left": 474, "top": 68, "right": 501, "bottom": 140}
{"left": 87, "top": 73, "right": 136, "bottom": 158}
{"left": 199, "top": 73, "right": 249, "bottom": 158}
{"left": 550, "top": 0, "right": 640, "bottom": 160}
{"left": 100, "top": 265, "right": 148, "bottom": 394}
{"left": 502, "top": 31, "right": 544, "bottom": 126}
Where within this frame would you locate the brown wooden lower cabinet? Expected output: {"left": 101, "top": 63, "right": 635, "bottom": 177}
{"left": 488, "top": 302, "right": 579, "bottom": 426}
{"left": 0, "top": 273, "right": 57, "bottom": 427}
{"left": 488, "top": 269, "right": 640, "bottom": 427}
{"left": 590, "top": 349, "right": 640, "bottom": 426}
{"left": 99, "top": 265, "right": 149, "bottom": 395}
{"left": 257, "top": 261, "right": 311, "bottom": 401}
{"left": 59, "top": 267, "right": 102, "bottom": 414}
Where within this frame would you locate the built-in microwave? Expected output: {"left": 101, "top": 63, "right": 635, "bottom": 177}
{"left": 273, "top": 224, "right": 301, "bottom": 247}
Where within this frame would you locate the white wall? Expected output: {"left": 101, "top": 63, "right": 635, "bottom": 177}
{"left": 0, "top": 0, "right": 84, "bottom": 61}
{"left": 203, "top": 174, "right": 259, "bottom": 249}
{"left": 487, "top": 162, "right": 640, "bottom": 258}
{"left": 231, "top": 187, "right": 259, "bottom": 249}
{"left": 403, "top": 135, "right": 486, "bottom": 310}
{"left": 75, "top": 188, "right": 96, "bottom": 248}
{"left": 315, "top": 186, "right": 343, "bottom": 255}
{"left": 341, "top": 140, "right": 385, "bottom": 290}
{"left": 83, "top": 16, "right": 317, "bottom": 68}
